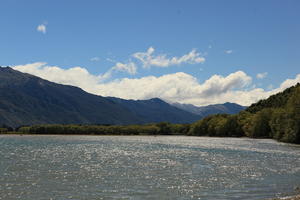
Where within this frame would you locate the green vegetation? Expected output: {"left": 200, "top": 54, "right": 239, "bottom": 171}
{"left": 188, "top": 114, "right": 243, "bottom": 137}
{"left": 1, "top": 83, "right": 299, "bottom": 144}
{"left": 245, "top": 83, "right": 299, "bottom": 113}
{"left": 16, "top": 122, "right": 190, "bottom": 136}
{"left": 0, "top": 127, "right": 9, "bottom": 134}
{"left": 188, "top": 83, "right": 300, "bottom": 144}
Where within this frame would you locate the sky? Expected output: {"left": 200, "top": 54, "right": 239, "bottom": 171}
{"left": 1, "top": 0, "right": 300, "bottom": 106}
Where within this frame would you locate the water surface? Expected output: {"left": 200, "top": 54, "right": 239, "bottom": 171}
{"left": 0, "top": 135, "right": 299, "bottom": 200}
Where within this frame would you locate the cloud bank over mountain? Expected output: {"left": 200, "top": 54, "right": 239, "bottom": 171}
{"left": 13, "top": 62, "right": 300, "bottom": 106}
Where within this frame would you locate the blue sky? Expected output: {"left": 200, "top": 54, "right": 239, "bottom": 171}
{"left": 1, "top": 0, "right": 300, "bottom": 106}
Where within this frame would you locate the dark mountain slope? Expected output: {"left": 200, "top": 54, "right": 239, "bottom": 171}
{"left": 0, "top": 67, "right": 202, "bottom": 127}
{"left": 107, "top": 97, "right": 201, "bottom": 124}
{"left": 172, "top": 102, "right": 246, "bottom": 117}
{"left": 0, "top": 67, "right": 142, "bottom": 127}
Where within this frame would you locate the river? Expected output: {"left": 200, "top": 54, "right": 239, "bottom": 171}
{"left": 0, "top": 135, "right": 299, "bottom": 200}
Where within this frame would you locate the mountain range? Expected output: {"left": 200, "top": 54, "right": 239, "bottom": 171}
{"left": 0, "top": 67, "right": 246, "bottom": 127}
{"left": 107, "top": 97, "right": 200, "bottom": 124}
{"left": 172, "top": 102, "right": 247, "bottom": 117}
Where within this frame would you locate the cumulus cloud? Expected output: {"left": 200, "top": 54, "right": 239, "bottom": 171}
{"left": 13, "top": 62, "right": 136, "bottom": 91}
{"left": 101, "top": 62, "right": 137, "bottom": 80}
{"left": 37, "top": 23, "right": 47, "bottom": 34}
{"left": 94, "top": 71, "right": 257, "bottom": 106}
{"left": 277, "top": 74, "right": 300, "bottom": 91}
{"left": 13, "top": 62, "right": 101, "bottom": 93}
{"left": 256, "top": 72, "right": 268, "bottom": 79}
{"left": 113, "top": 62, "right": 137, "bottom": 75}
{"left": 132, "top": 47, "right": 205, "bottom": 68}
{"left": 12, "top": 62, "right": 300, "bottom": 106}
{"left": 225, "top": 50, "right": 233, "bottom": 54}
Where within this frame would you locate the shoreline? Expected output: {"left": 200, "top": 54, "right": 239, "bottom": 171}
{"left": 0, "top": 133, "right": 185, "bottom": 137}
{"left": 0, "top": 133, "right": 279, "bottom": 140}
{"left": 2, "top": 133, "right": 300, "bottom": 142}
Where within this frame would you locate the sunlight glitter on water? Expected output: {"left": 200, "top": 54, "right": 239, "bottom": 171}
{"left": 0, "top": 135, "right": 299, "bottom": 200}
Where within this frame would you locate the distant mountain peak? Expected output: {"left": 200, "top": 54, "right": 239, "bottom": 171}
{"left": 0, "top": 68, "right": 143, "bottom": 127}
{"left": 171, "top": 102, "right": 246, "bottom": 117}
{"left": 107, "top": 97, "right": 200, "bottom": 124}
{"left": 0, "top": 68, "right": 201, "bottom": 127}
{"left": 148, "top": 98, "right": 165, "bottom": 103}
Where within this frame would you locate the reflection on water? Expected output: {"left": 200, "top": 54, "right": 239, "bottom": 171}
{"left": 0, "top": 135, "right": 299, "bottom": 200}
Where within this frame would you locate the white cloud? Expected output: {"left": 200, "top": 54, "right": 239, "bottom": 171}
{"left": 37, "top": 24, "right": 47, "bottom": 34}
{"left": 101, "top": 62, "right": 137, "bottom": 80}
{"left": 113, "top": 62, "right": 137, "bottom": 75}
{"left": 12, "top": 62, "right": 300, "bottom": 106}
{"left": 13, "top": 62, "right": 136, "bottom": 90}
{"left": 277, "top": 74, "right": 300, "bottom": 91}
{"left": 90, "top": 57, "right": 100, "bottom": 62}
{"left": 92, "top": 71, "right": 256, "bottom": 106}
{"left": 132, "top": 47, "right": 205, "bottom": 68}
{"left": 225, "top": 50, "right": 233, "bottom": 54}
{"left": 13, "top": 62, "right": 101, "bottom": 94}
{"left": 256, "top": 72, "right": 268, "bottom": 79}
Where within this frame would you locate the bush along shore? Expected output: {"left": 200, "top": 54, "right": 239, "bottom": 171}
{"left": 17, "top": 123, "right": 189, "bottom": 136}
{"left": 1, "top": 83, "right": 300, "bottom": 144}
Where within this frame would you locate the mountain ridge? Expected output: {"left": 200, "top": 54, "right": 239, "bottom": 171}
{"left": 107, "top": 97, "right": 201, "bottom": 124}
{"left": 0, "top": 67, "right": 248, "bottom": 128}
{"left": 0, "top": 67, "right": 202, "bottom": 127}
{"left": 171, "top": 102, "right": 247, "bottom": 117}
{"left": 0, "top": 67, "right": 143, "bottom": 127}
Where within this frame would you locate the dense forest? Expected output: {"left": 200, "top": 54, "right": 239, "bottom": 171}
{"left": 1, "top": 83, "right": 299, "bottom": 144}
{"left": 188, "top": 83, "right": 300, "bottom": 144}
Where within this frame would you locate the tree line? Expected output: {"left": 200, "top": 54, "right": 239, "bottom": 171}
{"left": 188, "top": 84, "right": 300, "bottom": 144}
{"left": 1, "top": 84, "right": 299, "bottom": 144}
{"left": 15, "top": 122, "right": 190, "bottom": 136}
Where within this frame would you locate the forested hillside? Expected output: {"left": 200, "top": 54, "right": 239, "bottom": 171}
{"left": 246, "top": 83, "right": 300, "bottom": 113}
{"left": 1, "top": 66, "right": 299, "bottom": 144}
{"left": 188, "top": 83, "right": 300, "bottom": 144}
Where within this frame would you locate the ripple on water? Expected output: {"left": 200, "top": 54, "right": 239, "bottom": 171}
{"left": 0, "top": 135, "right": 299, "bottom": 200}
